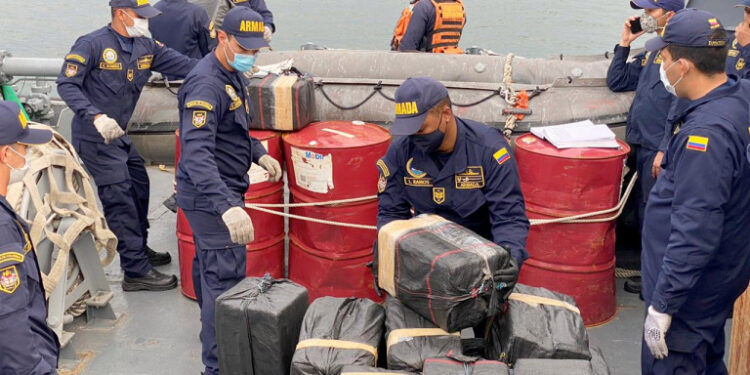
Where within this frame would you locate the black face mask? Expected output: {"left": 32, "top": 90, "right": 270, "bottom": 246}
{"left": 410, "top": 114, "right": 445, "bottom": 154}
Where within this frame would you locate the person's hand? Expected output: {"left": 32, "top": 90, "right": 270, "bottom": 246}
{"left": 263, "top": 26, "right": 273, "bottom": 43}
{"left": 221, "top": 206, "right": 254, "bottom": 244}
{"left": 493, "top": 256, "right": 518, "bottom": 300}
{"left": 644, "top": 305, "right": 672, "bottom": 359}
{"left": 93, "top": 114, "right": 125, "bottom": 144}
{"left": 736, "top": 21, "right": 750, "bottom": 48}
{"left": 258, "top": 155, "right": 282, "bottom": 182}
{"left": 651, "top": 151, "right": 664, "bottom": 178}
{"left": 621, "top": 16, "right": 646, "bottom": 47}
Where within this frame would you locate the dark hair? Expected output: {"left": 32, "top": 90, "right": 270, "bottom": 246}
{"left": 429, "top": 96, "right": 452, "bottom": 114}
{"left": 665, "top": 29, "right": 729, "bottom": 75}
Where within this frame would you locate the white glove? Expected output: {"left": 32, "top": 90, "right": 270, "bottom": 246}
{"left": 93, "top": 115, "right": 125, "bottom": 144}
{"left": 221, "top": 206, "right": 254, "bottom": 244}
{"left": 258, "top": 154, "right": 282, "bottom": 182}
{"left": 263, "top": 25, "right": 273, "bottom": 43}
{"left": 644, "top": 305, "right": 672, "bottom": 359}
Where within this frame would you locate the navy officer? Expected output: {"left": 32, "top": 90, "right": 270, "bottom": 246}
{"left": 640, "top": 9, "right": 750, "bottom": 374}
{"left": 56, "top": 0, "right": 198, "bottom": 291}
{"left": 176, "top": 7, "right": 281, "bottom": 375}
{"left": 377, "top": 77, "right": 528, "bottom": 293}
{"left": 725, "top": 0, "right": 750, "bottom": 79}
{"left": 150, "top": 0, "right": 217, "bottom": 61}
{"left": 0, "top": 101, "right": 60, "bottom": 374}
{"left": 232, "top": 0, "right": 275, "bottom": 43}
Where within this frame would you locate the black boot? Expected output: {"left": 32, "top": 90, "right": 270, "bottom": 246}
{"left": 624, "top": 276, "right": 642, "bottom": 294}
{"left": 146, "top": 246, "right": 172, "bottom": 266}
{"left": 122, "top": 269, "right": 178, "bottom": 292}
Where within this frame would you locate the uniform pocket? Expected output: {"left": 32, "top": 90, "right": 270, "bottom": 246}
{"left": 452, "top": 190, "right": 485, "bottom": 218}
{"left": 203, "top": 246, "right": 246, "bottom": 283}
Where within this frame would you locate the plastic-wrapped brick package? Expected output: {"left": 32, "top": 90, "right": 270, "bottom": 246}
{"left": 291, "top": 297, "right": 385, "bottom": 375}
{"left": 486, "top": 284, "right": 591, "bottom": 365}
{"left": 215, "top": 276, "right": 309, "bottom": 375}
{"left": 378, "top": 215, "right": 513, "bottom": 332}
{"left": 246, "top": 72, "right": 316, "bottom": 131}
{"left": 422, "top": 357, "right": 510, "bottom": 375}
{"left": 340, "top": 365, "right": 415, "bottom": 374}
{"left": 512, "top": 359, "right": 593, "bottom": 374}
{"left": 384, "top": 296, "right": 461, "bottom": 372}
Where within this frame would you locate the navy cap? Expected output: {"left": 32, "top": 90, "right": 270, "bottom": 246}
{"left": 0, "top": 101, "right": 52, "bottom": 146}
{"left": 390, "top": 77, "right": 449, "bottom": 136}
{"left": 221, "top": 7, "right": 269, "bottom": 50}
{"left": 109, "top": 0, "right": 161, "bottom": 18}
{"left": 630, "top": 0, "right": 684, "bottom": 11}
{"left": 736, "top": 0, "right": 750, "bottom": 7}
{"left": 645, "top": 9, "right": 728, "bottom": 51}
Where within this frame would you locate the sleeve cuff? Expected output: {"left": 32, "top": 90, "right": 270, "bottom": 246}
{"left": 650, "top": 291, "right": 676, "bottom": 315}
{"left": 613, "top": 44, "right": 631, "bottom": 58}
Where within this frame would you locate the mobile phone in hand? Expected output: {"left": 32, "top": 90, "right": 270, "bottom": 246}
{"left": 630, "top": 17, "right": 643, "bottom": 34}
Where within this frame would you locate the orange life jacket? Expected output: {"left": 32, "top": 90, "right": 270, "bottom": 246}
{"left": 391, "top": 1, "right": 418, "bottom": 51}
{"left": 426, "top": 0, "right": 465, "bottom": 54}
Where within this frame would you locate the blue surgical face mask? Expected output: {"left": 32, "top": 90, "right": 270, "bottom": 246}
{"left": 411, "top": 113, "right": 446, "bottom": 154}
{"left": 224, "top": 42, "right": 256, "bottom": 72}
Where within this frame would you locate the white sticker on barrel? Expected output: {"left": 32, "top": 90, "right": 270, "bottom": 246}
{"left": 247, "top": 140, "right": 270, "bottom": 185}
{"left": 321, "top": 128, "right": 355, "bottom": 139}
{"left": 290, "top": 146, "right": 334, "bottom": 194}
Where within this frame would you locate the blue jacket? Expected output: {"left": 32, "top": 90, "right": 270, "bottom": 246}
{"left": 641, "top": 77, "right": 750, "bottom": 351}
{"left": 725, "top": 36, "right": 750, "bottom": 79}
{"left": 233, "top": 0, "right": 275, "bottom": 31}
{"left": 399, "top": 0, "right": 436, "bottom": 52}
{"left": 56, "top": 25, "right": 197, "bottom": 143}
{"left": 377, "top": 117, "right": 530, "bottom": 264}
{"left": 176, "top": 53, "right": 267, "bottom": 219}
{"left": 607, "top": 45, "right": 677, "bottom": 152}
{"left": 150, "top": 0, "right": 216, "bottom": 60}
{"left": 0, "top": 196, "right": 60, "bottom": 375}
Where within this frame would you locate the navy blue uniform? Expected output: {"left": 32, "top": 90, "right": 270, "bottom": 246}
{"left": 0, "top": 196, "right": 60, "bottom": 375}
{"left": 56, "top": 25, "right": 196, "bottom": 276}
{"left": 377, "top": 117, "right": 530, "bottom": 265}
{"left": 641, "top": 77, "right": 750, "bottom": 374}
{"left": 176, "top": 53, "right": 267, "bottom": 375}
{"left": 725, "top": 36, "right": 750, "bottom": 79}
{"left": 150, "top": 0, "right": 217, "bottom": 61}
{"left": 399, "top": 0, "right": 436, "bottom": 51}
{"left": 232, "top": 0, "right": 275, "bottom": 31}
{"left": 607, "top": 45, "right": 677, "bottom": 224}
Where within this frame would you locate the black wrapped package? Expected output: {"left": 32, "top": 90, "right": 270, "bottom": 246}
{"left": 246, "top": 72, "right": 315, "bottom": 131}
{"left": 291, "top": 297, "right": 385, "bottom": 375}
{"left": 378, "top": 215, "right": 513, "bottom": 332}
{"left": 215, "top": 276, "right": 309, "bottom": 375}
{"left": 340, "top": 365, "right": 415, "bottom": 374}
{"left": 486, "top": 284, "right": 590, "bottom": 365}
{"left": 512, "top": 359, "right": 593, "bottom": 374}
{"left": 422, "top": 358, "right": 510, "bottom": 375}
{"left": 384, "top": 296, "right": 461, "bottom": 372}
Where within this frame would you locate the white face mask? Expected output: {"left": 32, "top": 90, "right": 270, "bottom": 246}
{"left": 4, "top": 146, "right": 29, "bottom": 185}
{"left": 659, "top": 60, "right": 684, "bottom": 97}
{"left": 123, "top": 12, "right": 152, "bottom": 38}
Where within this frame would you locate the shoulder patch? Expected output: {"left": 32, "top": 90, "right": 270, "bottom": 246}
{"left": 186, "top": 100, "right": 214, "bottom": 111}
{"left": 493, "top": 147, "right": 511, "bottom": 165}
{"left": 377, "top": 159, "right": 390, "bottom": 178}
{"left": 0, "top": 266, "right": 20, "bottom": 294}
{"left": 65, "top": 63, "right": 78, "bottom": 78}
{"left": 378, "top": 174, "right": 387, "bottom": 193}
{"left": 192, "top": 110, "right": 207, "bottom": 128}
{"left": 686, "top": 135, "right": 709, "bottom": 152}
{"left": 737, "top": 58, "right": 745, "bottom": 72}
{"left": 0, "top": 252, "right": 24, "bottom": 267}
{"left": 65, "top": 54, "right": 86, "bottom": 64}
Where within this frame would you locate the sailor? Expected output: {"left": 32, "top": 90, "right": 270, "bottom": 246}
{"left": 640, "top": 9, "right": 750, "bottom": 374}
{"left": 56, "top": 0, "right": 198, "bottom": 291}
{"left": 231, "top": 0, "right": 275, "bottom": 43}
{"left": 149, "top": 0, "right": 217, "bottom": 61}
{"left": 397, "top": 0, "right": 466, "bottom": 53}
{"left": 376, "top": 77, "right": 528, "bottom": 291}
{"left": 0, "top": 101, "right": 60, "bottom": 375}
{"left": 725, "top": 0, "right": 750, "bottom": 79}
{"left": 175, "top": 7, "right": 282, "bottom": 375}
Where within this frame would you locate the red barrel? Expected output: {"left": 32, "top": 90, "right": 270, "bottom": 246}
{"left": 282, "top": 121, "right": 390, "bottom": 301}
{"left": 175, "top": 130, "right": 285, "bottom": 300}
{"left": 514, "top": 134, "right": 629, "bottom": 326}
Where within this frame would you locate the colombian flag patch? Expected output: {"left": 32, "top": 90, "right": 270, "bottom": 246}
{"left": 493, "top": 147, "right": 511, "bottom": 165}
{"left": 686, "top": 135, "right": 708, "bottom": 152}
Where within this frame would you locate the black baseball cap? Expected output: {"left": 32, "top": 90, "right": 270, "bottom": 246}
{"left": 390, "top": 77, "right": 449, "bottom": 136}
{"left": 0, "top": 101, "right": 52, "bottom": 146}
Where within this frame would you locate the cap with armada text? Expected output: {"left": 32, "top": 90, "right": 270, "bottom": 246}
{"left": 0, "top": 101, "right": 53, "bottom": 146}
{"left": 390, "top": 77, "right": 449, "bottom": 136}
{"left": 221, "top": 7, "right": 270, "bottom": 50}
{"left": 630, "top": 0, "right": 685, "bottom": 12}
{"left": 109, "top": 0, "right": 162, "bottom": 18}
{"left": 645, "top": 8, "right": 728, "bottom": 51}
